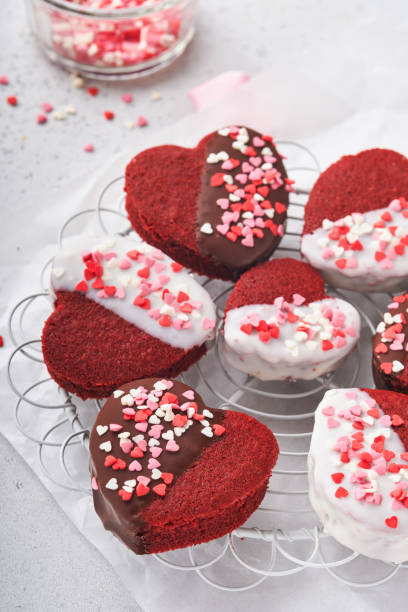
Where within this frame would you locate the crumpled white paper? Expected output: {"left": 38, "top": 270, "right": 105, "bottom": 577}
{"left": 1, "top": 69, "right": 408, "bottom": 611}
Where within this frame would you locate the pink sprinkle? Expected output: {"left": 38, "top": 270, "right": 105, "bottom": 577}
{"left": 148, "top": 425, "right": 163, "bottom": 439}
{"left": 182, "top": 390, "right": 195, "bottom": 400}
{"left": 121, "top": 93, "right": 133, "bottom": 103}
{"left": 202, "top": 318, "right": 215, "bottom": 330}
{"left": 150, "top": 446, "right": 162, "bottom": 458}
{"left": 190, "top": 301, "right": 202, "bottom": 310}
{"left": 109, "top": 423, "right": 122, "bottom": 432}
{"left": 335, "top": 337, "right": 347, "bottom": 349}
{"left": 42, "top": 102, "right": 53, "bottom": 113}
{"left": 83, "top": 143, "right": 94, "bottom": 153}
{"left": 137, "top": 475, "right": 150, "bottom": 486}
{"left": 322, "top": 405, "right": 335, "bottom": 416}
{"left": 158, "top": 274, "right": 170, "bottom": 285}
{"left": 322, "top": 248, "right": 334, "bottom": 259}
{"left": 389, "top": 199, "right": 401, "bottom": 212}
{"left": 37, "top": 113, "right": 47, "bottom": 124}
{"left": 154, "top": 262, "right": 166, "bottom": 273}
{"left": 137, "top": 115, "right": 148, "bottom": 127}
{"left": 137, "top": 439, "right": 147, "bottom": 452}
{"left": 173, "top": 318, "right": 184, "bottom": 330}
{"left": 115, "top": 287, "right": 125, "bottom": 299}
{"left": 122, "top": 407, "right": 135, "bottom": 416}
{"left": 166, "top": 439, "right": 180, "bottom": 452}
{"left": 354, "top": 487, "right": 366, "bottom": 500}
{"left": 119, "top": 258, "right": 131, "bottom": 270}
{"left": 327, "top": 417, "right": 340, "bottom": 428}
{"left": 346, "top": 257, "right": 358, "bottom": 269}
{"left": 91, "top": 476, "right": 98, "bottom": 491}
{"left": 344, "top": 326, "right": 356, "bottom": 337}
{"left": 379, "top": 415, "right": 392, "bottom": 427}
{"left": 0, "top": 76, "right": 8, "bottom": 85}
{"left": 148, "top": 458, "right": 161, "bottom": 470}
{"left": 120, "top": 439, "right": 133, "bottom": 454}
{"left": 146, "top": 399, "right": 158, "bottom": 410}
{"left": 129, "top": 460, "right": 142, "bottom": 472}
{"left": 216, "top": 198, "right": 230, "bottom": 209}
{"left": 135, "top": 422, "right": 148, "bottom": 432}
{"left": 292, "top": 293, "right": 306, "bottom": 306}
{"left": 148, "top": 308, "right": 160, "bottom": 320}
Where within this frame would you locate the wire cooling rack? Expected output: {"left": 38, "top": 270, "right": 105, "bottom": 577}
{"left": 7, "top": 141, "right": 408, "bottom": 591}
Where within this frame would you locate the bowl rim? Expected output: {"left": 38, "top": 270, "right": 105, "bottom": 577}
{"left": 37, "top": 0, "right": 190, "bottom": 18}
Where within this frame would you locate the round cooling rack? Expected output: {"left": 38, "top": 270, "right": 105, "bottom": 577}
{"left": 7, "top": 140, "right": 407, "bottom": 591}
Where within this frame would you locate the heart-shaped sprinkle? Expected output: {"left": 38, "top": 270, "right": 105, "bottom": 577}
{"left": 99, "top": 441, "right": 112, "bottom": 452}
{"left": 165, "top": 439, "right": 180, "bottom": 452}
{"left": 148, "top": 458, "right": 161, "bottom": 470}
{"left": 105, "top": 478, "right": 118, "bottom": 490}
{"left": 96, "top": 425, "right": 108, "bottom": 436}
{"left": 153, "top": 483, "right": 166, "bottom": 496}
{"left": 129, "top": 460, "right": 142, "bottom": 472}
{"left": 385, "top": 516, "right": 398, "bottom": 529}
{"left": 151, "top": 468, "right": 162, "bottom": 480}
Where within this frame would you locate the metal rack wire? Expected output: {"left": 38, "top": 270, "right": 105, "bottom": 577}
{"left": 7, "top": 141, "right": 407, "bottom": 591}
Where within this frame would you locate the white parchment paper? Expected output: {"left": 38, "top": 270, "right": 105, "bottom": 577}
{"left": 1, "top": 69, "right": 408, "bottom": 611}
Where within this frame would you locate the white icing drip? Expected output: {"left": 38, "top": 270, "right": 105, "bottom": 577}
{"left": 309, "top": 388, "right": 408, "bottom": 563}
{"left": 51, "top": 235, "right": 216, "bottom": 351}
{"left": 301, "top": 200, "right": 408, "bottom": 292}
{"left": 223, "top": 298, "right": 360, "bottom": 381}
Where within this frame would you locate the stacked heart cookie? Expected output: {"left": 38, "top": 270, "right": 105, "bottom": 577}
{"left": 309, "top": 387, "right": 408, "bottom": 563}
{"left": 125, "top": 125, "right": 293, "bottom": 280}
{"left": 301, "top": 148, "right": 408, "bottom": 292}
{"left": 89, "top": 377, "right": 278, "bottom": 554}
{"left": 223, "top": 258, "right": 360, "bottom": 381}
{"left": 42, "top": 235, "right": 216, "bottom": 399}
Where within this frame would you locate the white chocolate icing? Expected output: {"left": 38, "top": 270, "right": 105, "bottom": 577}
{"left": 308, "top": 388, "right": 408, "bottom": 563}
{"left": 51, "top": 235, "right": 216, "bottom": 351}
{"left": 301, "top": 198, "right": 408, "bottom": 292}
{"left": 223, "top": 297, "right": 360, "bottom": 381}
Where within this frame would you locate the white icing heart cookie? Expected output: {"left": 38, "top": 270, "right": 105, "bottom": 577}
{"left": 308, "top": 387, "right": 408, "bottom": 563}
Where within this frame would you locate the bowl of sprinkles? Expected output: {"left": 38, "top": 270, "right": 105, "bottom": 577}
{"left": 25, "top": 0, "right": 196, "bottom": 79}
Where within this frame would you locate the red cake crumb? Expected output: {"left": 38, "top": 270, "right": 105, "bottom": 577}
{"left": 303, "top": 149, "right": 408, "bottom": 236}
{"left": 225, "top": 257, "right": 326, "bottom": 314}
{"left": 41, "top": 291, "right": 206, "bottom": 399}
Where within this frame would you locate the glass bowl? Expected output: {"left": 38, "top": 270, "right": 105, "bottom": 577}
{"left": 24, "top": 0, "right": 196, "bottom": 79}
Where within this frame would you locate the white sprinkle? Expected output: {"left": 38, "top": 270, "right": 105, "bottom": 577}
{"left": 200, "top": 222, "right": 213, "bottom": 235}
{"left": 105, "top": 478, "right": 118, "bottom": 490}
{"left": 96, "top": 425, "right": 108, "bottom": 436}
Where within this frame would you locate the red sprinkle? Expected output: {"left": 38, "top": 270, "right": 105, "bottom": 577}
{"left": 6, "top": 96, "right": 17, "bottom": 106}
{"left": 0, "top": 76, "right": 9, "bottom": 85}
{"left": 37, "top": 113, "right": 47, "bottom": 125}
{"left": 137, "top": 115, "right": 148, "bottom": 127}
{"left": 385, "top": 516, "right": 398, "bottom": 529}
{"left": 104, "top": 110, "right": 115, "bottom": 120}
{"left": 0, "top": 336, "right": 3, "bottom": 348}
{"left": 87, "top": 87, "right": 99, "bottom": 96}
{"left": 335, "top": 486, "right": 349, "bottom": 498}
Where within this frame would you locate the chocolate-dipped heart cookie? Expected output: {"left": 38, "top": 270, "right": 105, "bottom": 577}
{"left": 42, "top": 235, "right": 216, "bottom": 399}
{"left": 223, "top": 258, "right": 360, "bottom": 381}
{"left": 372, "top": 291, "right": 408, "bottom": 394}
{"left": 309, "top": 387, "right": 408, "bottom": 563}
{"left": 301, "top": 148, "right": 408, "bottom": 292}
{"left": 125, "top": 125, "right": 292, "bottom": 280}
{"left": 89, "top": 377, "right": 278, "bottom": 554}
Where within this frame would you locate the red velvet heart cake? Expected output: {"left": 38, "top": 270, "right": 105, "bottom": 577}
{"left": 301, "top": 149, "right": 408, "bottom": 292}
{"left": 125, "top": 125, "right": 292, "bottom": 280}
{"left": 223, "top": 258, "right": 360, "bottom": 380}
{"left": 42, "top": 235, "right": 216, "bottom": 399}
{"left": 89, "top": 377, "right": 278, "bottom": 554}
{"left": 309, "top": 387, "right": 408, "bottom": 563}
{"left": 372, "top": 291, "right": 408, "bottom": 395}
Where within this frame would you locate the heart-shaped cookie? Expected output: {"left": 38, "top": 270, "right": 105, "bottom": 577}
{"left": 309, "top": 387, "right": 408, "bottom": 563}
{"left": 42, "top": 236, "right": 216, "bottom": 399}
{"left": 301, "top": 148, "right": 408, "bottom": 292}
{"left": 89, "top": 378, "right": 278, "bottom": 554}
{"left": 372, "top": 291, "right": 408, "bottom": 394}
{"left": 125, "top": 126, "right": 291, "bottom": 280}
{"left": 223, "top": 258, "right": 360, "bottom": 380}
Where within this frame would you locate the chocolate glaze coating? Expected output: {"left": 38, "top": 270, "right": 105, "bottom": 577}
{"left": 372, "top": 296, "right": 408, "bottom": 394}
{"left": 196, "top": 127, "right": 289, "bottom": 272}
{"left": 89, "top": 378, "right": 224, "bottom": 554}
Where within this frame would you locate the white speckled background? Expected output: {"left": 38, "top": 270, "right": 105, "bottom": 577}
{"left": 2, "top": 1, "right": 408, "bottom": 610}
